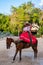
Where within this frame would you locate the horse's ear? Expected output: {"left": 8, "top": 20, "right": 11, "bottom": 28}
{"left": 7, "top": 37, "right": 8, "bottom": 39}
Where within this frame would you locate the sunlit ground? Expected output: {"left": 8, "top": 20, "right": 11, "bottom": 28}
{"left": 0, "top": 37, "right": 43, "bottom": 65}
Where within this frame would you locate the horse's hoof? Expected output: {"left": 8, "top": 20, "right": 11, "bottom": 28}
{"left": 34, "top": 56, "right": 37, "bottom": 59}
{"left": 12, "top": 61, "right": 15, "bottom": 63}
{"left": 18, "top": 60, "right": 21, "bottom": 62}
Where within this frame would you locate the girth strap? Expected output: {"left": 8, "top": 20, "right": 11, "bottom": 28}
{"left": 28, "top": 32, "right": 32, "bottom": 46}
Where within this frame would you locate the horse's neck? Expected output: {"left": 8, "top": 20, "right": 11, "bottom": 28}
{"left": 11, "top": 36, "right": 19, "bottom": 41}
{"left": 11, "top": 39, "right": 15, "bottom": 43}
{"left": 11, "top": 37, "right": 19, "bottom": 45}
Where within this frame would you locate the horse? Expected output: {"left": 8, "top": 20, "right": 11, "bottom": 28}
{"left": 6, "top": 37, "right": 38, "bottom": 62}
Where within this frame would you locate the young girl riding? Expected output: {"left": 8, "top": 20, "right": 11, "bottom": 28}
{"left": 19, "top": 21, "right": 37, "bottom": 45}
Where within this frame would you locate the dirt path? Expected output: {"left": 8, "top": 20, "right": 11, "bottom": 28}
{"left": 0, "top": 37, "right": 43, "bottom": 65}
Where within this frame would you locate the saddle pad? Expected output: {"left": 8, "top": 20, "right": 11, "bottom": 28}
{"left": 20, "top": 31, "right": 37, "bottom": 44}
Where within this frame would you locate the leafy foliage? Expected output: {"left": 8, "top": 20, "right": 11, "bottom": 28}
{"left": 0, "top": 2, "right": 43, "bottom": 36}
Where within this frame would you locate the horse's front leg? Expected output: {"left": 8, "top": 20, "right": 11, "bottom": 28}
{"left": 19, "top": 50, "right": 22, "bottom": 61}
{"left": 12, "top": 49, "right": 18, "bottom": 62}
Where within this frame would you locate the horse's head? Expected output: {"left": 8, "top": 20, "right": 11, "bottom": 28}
{"left": 6, "top": 37, "right": 14, "bottom": 49}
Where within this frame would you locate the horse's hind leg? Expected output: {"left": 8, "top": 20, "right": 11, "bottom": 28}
{"left": 32, "top": 45, "right": 38, "bottom": 58}
{"left": 13, "top": 49, "right": 18, "bottom": 62}
{"left": 34, "top": 47, "right": 38, "bottom": 58}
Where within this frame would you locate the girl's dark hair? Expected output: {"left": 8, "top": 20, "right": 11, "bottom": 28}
{"left": 24, "top": 22, "right": 30, "bottom": 27}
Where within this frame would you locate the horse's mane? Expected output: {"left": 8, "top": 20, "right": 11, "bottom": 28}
{"left": 7, "top": 36, "right": 19, "bottom": 41}
{"left": 6, "top": 37, "right": 19, "bottom": 45}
